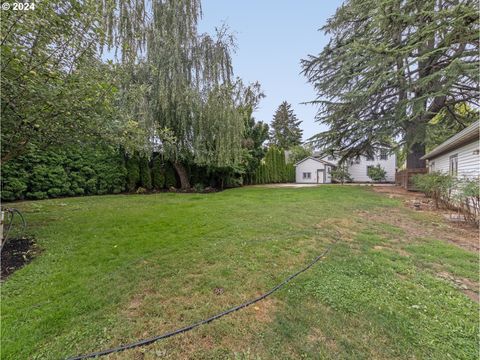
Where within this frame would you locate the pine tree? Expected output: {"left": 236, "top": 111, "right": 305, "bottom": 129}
{"left": 302, "top": 0, "right": 478, "bottom": 169}
{"left": 269, "top": 101, "right": 303, "bottom": 149}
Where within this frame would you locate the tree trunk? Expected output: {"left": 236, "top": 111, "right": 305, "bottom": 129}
{"left": 173, "top": 161, "right": 190, "bottom": 190}
{"left": 405, "top": 123, "right": 427, "bottom": 169}
{"left": 406, "top": 142, "right": 426, "bottom": 169}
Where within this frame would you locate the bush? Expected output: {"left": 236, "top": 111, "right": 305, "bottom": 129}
{"left": 1, "top": 144, "right": 127, "bottom": 201}
{"left": 164, "top": 163, "right": 177, "bottom": 188}
{"left": 139, "top": 156, "right": 152, "bottom": 190}
{"left": 331, "top": 165, "right": 352, "bottom": 184}
{"left": 193, "top": 183, "right": 205, "bottom": 192}
{"left": 125, "top": 154, "right": 140, "bottom": 192}
{"left": 414, "top": 172, "right": 480, "bottom": 226}
{"left": 367, "top": 165, "right": 387, "bottom": 182}
{"left": 412, "top": 172, "right": 455, "bottom": 208}
{"left": 151, "top": 156, "right": 166, "bottom": 189}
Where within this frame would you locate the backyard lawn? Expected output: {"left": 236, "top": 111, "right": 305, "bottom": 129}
{"left": 1, "top": 186, "right": 478, "bottom": 359}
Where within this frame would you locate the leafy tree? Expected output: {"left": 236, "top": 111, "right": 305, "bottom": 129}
{"left": 288, "top": 145, "right": 313, "bottom": 164}
{"left": 269, "top": 101, "right": 303, "bottom": 149}
{"left": 331, "top": 165, "right": 352, "bottom": 184}
{"left": 426, "top": 103, "right": 478, "bottom": 152}
{"left": 302, "top": 0, "right": 479, "bottom": 169}
{"left": 367, "top": 165, "right": 387, "bottom": 182}
{"left": 0, "top": 1, "right": 124, "bottom": 163}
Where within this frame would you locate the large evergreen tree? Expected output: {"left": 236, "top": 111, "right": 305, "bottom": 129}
{"left": 269, "top": 101, "right": 303, "bottom": 149}
{"left": 302, "top": 0, "right": 479, "bottom": 168}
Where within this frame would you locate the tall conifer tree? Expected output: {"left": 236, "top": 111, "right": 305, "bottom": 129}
{"left": 269, "top": 101, "right": 303, "bottom": 149}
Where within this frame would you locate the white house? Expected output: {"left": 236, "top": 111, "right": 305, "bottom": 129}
{"left": 421, "top": 121, "right": 479, "bottom": 179}
{"left": 294, "top": 150, "right": 396, "bottom": 184}
{"left": 294, "top": 157, "right": 336, "bottom": 184}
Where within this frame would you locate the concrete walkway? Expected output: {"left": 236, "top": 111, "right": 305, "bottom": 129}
{"left": 251, "top": 183, "right": 396, "bottom": 188}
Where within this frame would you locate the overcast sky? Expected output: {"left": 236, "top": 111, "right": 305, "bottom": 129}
{"left": 198, "top": 1, "right": 344, "bottom": 141}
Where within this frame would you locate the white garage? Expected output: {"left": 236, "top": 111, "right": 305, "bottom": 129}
{"left": 294, "top": 157, "right": 335, "bottom": 184}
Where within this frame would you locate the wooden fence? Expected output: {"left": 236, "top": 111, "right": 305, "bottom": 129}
{"left": 395, "top": 168, "right": 427, "bottom": 191}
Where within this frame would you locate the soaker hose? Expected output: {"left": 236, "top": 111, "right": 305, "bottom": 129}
{"left": 67, "top": 238, "right": 337, "bottom": 360}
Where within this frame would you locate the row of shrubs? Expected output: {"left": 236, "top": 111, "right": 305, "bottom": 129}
{"left": 1, "top": 145, "right": 180, "bottom": 201}
{"left": 1, "top": 145, "right": 294, "bottom": 202}
{"left": 252, "top": 147, "right": 295, "bottom": 184}
{"left": 413, "top": 172, "right": 479, "bottom": 226}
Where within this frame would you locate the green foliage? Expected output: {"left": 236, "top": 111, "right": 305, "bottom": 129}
{"left": 288, "top": 145, "right": 312, "bottom": 164}
{"left": 1, "top": 1, "right": 122, "bottom": 163}
{"left": 151, "top": 156, "right": 166, "bottom": 190}
{"left": 331, "top": 165, "right": 352, "bottom": 184}
{"left": 139, "top": 156, "right": 152, "bottom": 190}
{"left": 414, "top": 172, "right": 479, "bottom": 226}
{"left": 253, "top": 147, "right": 294, "bottom": 184}
{"left": 302, "top": 0, "right": 478, "bottom": 167}
{"left": 367, "top": 165, "right": 387, "bottom": 182}
{"left": 426, "top": 104, "right": 478, "bottom": 152}
{"left": 1, "top": 144, "right": 126, "bottom": 201}
{"left": 413, "top": 172, "right": 455, "bottom": 208}
{"left": 125, "top": 154, "right": 140, "bottom": 192}
{"left": 269, "top": 101, "right": 303, "bottom": 149}
{"left": 164, "top": 163, "right": 177, "bottom": 189}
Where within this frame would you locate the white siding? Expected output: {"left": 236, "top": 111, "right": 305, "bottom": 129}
{"left": 347, "top": 154, "right": 396, "bottom": 182}
{"left": 321, "top": 153, "right": 396, "bottom": 182}
{"left": 427, "top": 140, "right": 479, "bottom": 179}
{"left": 295, "top": 158, "right": 331, "bottom": 183}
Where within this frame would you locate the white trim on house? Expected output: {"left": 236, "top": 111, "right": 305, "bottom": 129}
{"left": 294, "top": 156, "right": 336, "bottom": 167}
{"left": 422, "top": 121, "right": 479, "bottom": 161}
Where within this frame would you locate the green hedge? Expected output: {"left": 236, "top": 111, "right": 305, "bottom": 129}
{"left": 1, "top": 144, "right": 127, "bottom": 201}
{"left": 252, "top": 147, "right": 294, "bottom": 184}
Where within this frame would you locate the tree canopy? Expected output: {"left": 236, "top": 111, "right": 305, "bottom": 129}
{"left": 302, "top": 0, "right": 479, "bottom": 168}
{"left": 1, "top": 0, "right": 261, "bottom": 190}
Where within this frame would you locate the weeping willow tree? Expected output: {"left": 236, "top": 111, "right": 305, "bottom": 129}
{"left": 106, "top": 0, "right": 248, "bottom": 188}
{"left": 2, "top": 0, "right": 251, "bottom": 189}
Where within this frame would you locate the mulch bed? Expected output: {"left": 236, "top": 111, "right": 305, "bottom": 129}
{"left": 1, "top": 236, "right": 38, "bottom": 280}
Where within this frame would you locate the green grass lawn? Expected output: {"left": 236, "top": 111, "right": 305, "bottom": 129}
{"left": 1, "top": 186, "right": 478, "bottom": 359}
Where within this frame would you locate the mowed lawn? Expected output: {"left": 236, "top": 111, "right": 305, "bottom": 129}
{"left": 1, "top": 186, "right": 478, "bottom": 359}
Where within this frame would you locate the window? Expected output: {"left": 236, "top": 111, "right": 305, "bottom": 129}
{"left": 380, "top": 150, "right": 388, "bottom": 160}
{"left": 429, "top": 161, "right": 435, "bottom": 172}
{"left": 449, "top": 154, "right": 458, "bottom": 176}
{"left": 302, "top": 172, "right": 311, "bottom": 179}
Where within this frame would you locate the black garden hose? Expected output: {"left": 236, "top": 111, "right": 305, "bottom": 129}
{"left": 67, "top": 237, "right": 337, "bottom": 359}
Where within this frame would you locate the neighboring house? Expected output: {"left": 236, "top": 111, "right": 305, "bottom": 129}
{"left": 294, "top": 157, "right": 335, "bottom": 184}
{"left": 295, "top": 150, "right": 396, "bottom": 183}
{"left": 421, "top": 120, "right": 479, "bottom": 179}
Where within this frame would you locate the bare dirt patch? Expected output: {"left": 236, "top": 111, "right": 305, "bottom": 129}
{"left": 371, "top": 186, "right": 479, "bottom": 252}
{"left": 373, "top": 245, "right": 410, "bottom": 257}
{"left": 1, "top": 236, "right": 39, "bottom": 279}
{"left": 307, "top": 327, "right": 338, "bottom": 351}
{"left": 437, "top": 271, "right": 479, "bottom": 303}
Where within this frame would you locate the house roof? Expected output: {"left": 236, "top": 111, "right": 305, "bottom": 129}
{"left": 294, "top": 156, "right": 336, "bottom": 167}
{"left": 421, "top": 121, "right": 480, "bottom": 160}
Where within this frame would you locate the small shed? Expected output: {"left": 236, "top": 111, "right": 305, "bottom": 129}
{"left": 421, "top": 121, "right": 479, "bottom": 179}
{"left": 294, "top": 157, "right": 335, "bottom": 184}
